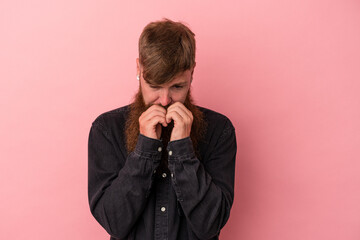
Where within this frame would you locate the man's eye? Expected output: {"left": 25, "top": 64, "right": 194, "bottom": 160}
{"left": 173, "top": 85, "right": 183, "bottom": 89}
{"left": 150, "top": 85, "right": 160, "bottom": 89}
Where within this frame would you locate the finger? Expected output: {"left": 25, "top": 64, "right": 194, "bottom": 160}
{"left": 147, "top": 115, "right": 168, "bottom": 128}
{"left": 166, "top": 108, "right": 193, "bottom": 126}
{"left": 140, "top": 109, "right": 166, "bottom": 123}
{"left": 167, "top": 106, "right": 191, "bottom": 122}
{"left": 166, "top": 102, "right": 182, "bottom": 112}
{"left": 156, "top": 123, "right": 162, "bottom": 139}
{"left": 140, "top": 111, "right": 167, "bottom": 128}
{"left": 165, "top": 110, "right": 183, "bottom": 124}
{"left": 142, "top": 105, "right": 167, "bottom": 117}
{"left": 149, "top": 104, "right": 167, "bottom": 113}
{"left": 144, "top": 109, "right": 167, "bottom": 120}
{"left": 167, "top": 102, "right": 193, "bottom": 120}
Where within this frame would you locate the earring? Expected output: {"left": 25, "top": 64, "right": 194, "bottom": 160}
{"left": 137, "top": 75, "right": 140, "bottom": 81}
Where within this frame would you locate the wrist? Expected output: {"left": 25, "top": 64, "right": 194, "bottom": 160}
{"left": 167, "top": 137, "right": 194, "bottom": 158}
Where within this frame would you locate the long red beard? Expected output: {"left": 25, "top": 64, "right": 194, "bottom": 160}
{"left": 125, "top": 88, "right": 207, "bottom": 166}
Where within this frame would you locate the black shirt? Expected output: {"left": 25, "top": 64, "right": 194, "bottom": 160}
{"left": 88, "top": 105, "right": 237, "bottom": 240}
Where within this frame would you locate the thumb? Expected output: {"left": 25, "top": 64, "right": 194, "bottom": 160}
{"left": 156, "top": 123, "right": 162, "bottom": 139}
{"left": 166, "top": 113, "right": 172, "bottom": 124}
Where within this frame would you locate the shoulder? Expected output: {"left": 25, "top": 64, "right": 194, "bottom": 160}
{"left": 196, "top": 106, "right": 236, "bottom": 157}
{"left": 196, "top": 105, "right": 235, "bottom": 131}
{"left": 91, "top": 105, "right": 130, "bottom": 131}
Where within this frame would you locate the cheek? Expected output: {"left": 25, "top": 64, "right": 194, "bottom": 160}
{"left": 171, "top": 89, "right": 189, "bottom": 102}
{"left": 142, "top": 88, "right": 158, "bottom": 105}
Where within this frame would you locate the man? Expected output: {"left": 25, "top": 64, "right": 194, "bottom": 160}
{"left": 88, "top": 19, "right": 237, "bottom": 240}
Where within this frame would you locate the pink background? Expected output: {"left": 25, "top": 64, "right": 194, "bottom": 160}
{"left": 1, "top": 0, "right": 360, "bottom": 239}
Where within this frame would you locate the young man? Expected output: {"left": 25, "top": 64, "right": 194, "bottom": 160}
{"left": 88, "top": 19, "right": 237, "bottom": 240}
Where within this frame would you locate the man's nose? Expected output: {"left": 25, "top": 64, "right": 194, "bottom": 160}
{"left": 159, "top": 89, "right": 171, "bottom": 107}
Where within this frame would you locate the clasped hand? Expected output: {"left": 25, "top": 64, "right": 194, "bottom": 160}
{"left": 139, "top": 102, "right": 193, "bottom": 141}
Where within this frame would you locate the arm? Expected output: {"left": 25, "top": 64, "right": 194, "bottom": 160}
{"left": 88, "top": 118, "right": 163, "bottom": 239}
{"left": 167, "top": 118, "right": 237, "bottom": 239}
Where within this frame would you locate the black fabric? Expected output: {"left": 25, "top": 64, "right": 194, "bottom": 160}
{"left": 88, "top": 105, "right": 237, "bottom": 240}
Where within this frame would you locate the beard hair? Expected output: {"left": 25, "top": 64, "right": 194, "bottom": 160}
{"left": 125, "top": 87, "right": 207, "bottom": 169}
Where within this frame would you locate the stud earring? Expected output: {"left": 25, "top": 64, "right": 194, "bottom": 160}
{"left": 137, "top": 75, "right": 140, "bottom": 81}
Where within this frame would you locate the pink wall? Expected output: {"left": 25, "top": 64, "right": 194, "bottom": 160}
{"left": 1, "top": 0, "right": 359, "bottom": 239}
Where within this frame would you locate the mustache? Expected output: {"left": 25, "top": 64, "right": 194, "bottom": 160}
{"left": 145, "top": 103, "right": 171, "bottom": 110}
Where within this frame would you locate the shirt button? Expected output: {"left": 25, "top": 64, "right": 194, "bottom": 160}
{"left": 161, "top": 207, "right": 166, "bottom": 212}
{"left": 157, "top": 147, "right": 162, "bottom": 152}
{"left": 162, "top": 173, "right": 167, "bottom": 178}
{"left": 153, "top": 169, "right": 157, "bottom": 174}
{"left": 171, "top": 173, "right": 174, "bottom": 178}
{"left": 168, "top": 150, "right": 173, "bottom": 156}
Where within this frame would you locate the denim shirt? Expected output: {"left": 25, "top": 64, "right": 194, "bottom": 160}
{"left": 88, "top": 105, "right": 237, "bottom": 240}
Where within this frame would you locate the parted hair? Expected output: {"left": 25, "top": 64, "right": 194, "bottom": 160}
{"left": 138, "top": 18, "right": 196, "bottom": 85}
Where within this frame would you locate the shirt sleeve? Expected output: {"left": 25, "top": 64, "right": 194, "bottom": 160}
{"left": 167, "top": 118, "right": 237, "bottom": 239}
{"left": 88, "top": 118, "right": 163, "bottom": 239}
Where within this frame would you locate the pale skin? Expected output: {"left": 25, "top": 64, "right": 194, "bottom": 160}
{"left": 136, "top": 58, "right": 194, "bottom": 141}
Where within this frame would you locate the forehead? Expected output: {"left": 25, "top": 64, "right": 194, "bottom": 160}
{"left": 145, "top": 70, "right": 192, "bottom": 86}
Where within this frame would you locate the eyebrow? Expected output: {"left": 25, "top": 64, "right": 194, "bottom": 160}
{"left": 171, "top": 81, "right": 188, "bottom": 86}
{"left": 148, "top": 81, "right": 188, "bottom": 87}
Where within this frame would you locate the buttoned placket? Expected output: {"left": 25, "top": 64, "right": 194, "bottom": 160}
{"left": 154, "top": 146, "right": 171, "bottom": 240}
